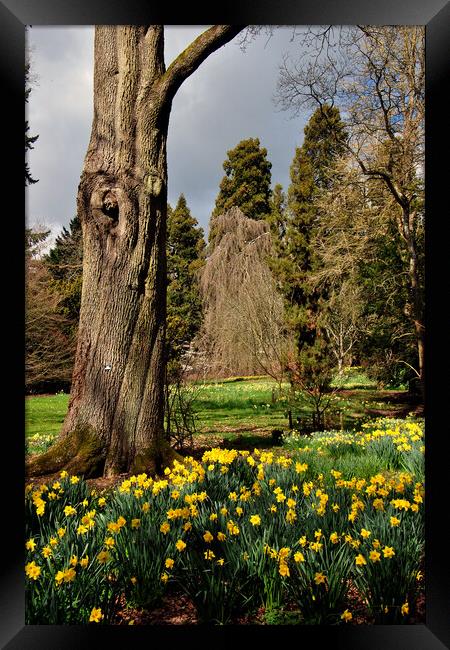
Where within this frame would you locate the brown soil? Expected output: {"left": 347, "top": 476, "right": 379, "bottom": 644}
{"left": 111, "top": 582, "right": 425, "bottom": 626}
{"left": 344, "top": 390, "right": 423, "bottom": 419}
{"left": 114, "top": 591, "right": 199, "bottom": 625}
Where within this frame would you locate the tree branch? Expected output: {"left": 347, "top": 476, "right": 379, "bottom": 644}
{"left": 160, "top": 25, "right": 246, "bottom": 105}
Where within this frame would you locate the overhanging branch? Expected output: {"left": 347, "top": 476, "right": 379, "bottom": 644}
{"left": 160, "top": 25, "right": 246, "bottom": 106}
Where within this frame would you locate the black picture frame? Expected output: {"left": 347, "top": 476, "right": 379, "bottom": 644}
{"left": 2, "top": 0, "right": 449, "bottom": 647}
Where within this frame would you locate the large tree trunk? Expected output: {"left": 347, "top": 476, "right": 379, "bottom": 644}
{"left": 26, "top": 25, "right": 244, "bottom": 478}
{"left": 403, "top": 207, "right": 425, "bottom": 401}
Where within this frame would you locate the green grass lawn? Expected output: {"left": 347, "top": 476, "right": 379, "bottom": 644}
{"left": 26, "top": 393, "right": 69, "bottom": 437}
{"left": 25, "top": 371, "right": 412, "bottom": 456}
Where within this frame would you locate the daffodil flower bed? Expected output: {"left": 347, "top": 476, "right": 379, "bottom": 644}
{"left": 25, "top": 419, "right": 424, "bottom": 625}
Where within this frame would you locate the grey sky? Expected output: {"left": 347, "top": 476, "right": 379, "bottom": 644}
{"left": 26, "top": 26, "right": 309, "bottom": 241}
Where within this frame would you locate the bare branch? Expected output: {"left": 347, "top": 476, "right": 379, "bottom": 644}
{"left": 160, "top": 25, "right": 246, "bottom": 105}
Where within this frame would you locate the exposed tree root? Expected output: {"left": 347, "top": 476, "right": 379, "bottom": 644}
{"left": 26, "top": 426, "right": 106, "bottom": 479}
{"left": 26, "top": 427, "right": 184, "bottom": 481}
{"left": 130, "top": 443, "right": 183, "bottom": 476}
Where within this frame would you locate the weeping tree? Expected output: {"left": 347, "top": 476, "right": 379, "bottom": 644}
{"left": 199, "top": 206, "right": 289, "bottom": 379}
{"left": 27, "top": 25, "right": 245, "bottom": 479}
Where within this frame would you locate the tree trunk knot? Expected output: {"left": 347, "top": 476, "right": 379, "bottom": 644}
{"left": 102, "top": 191, "right": 119, "bottom": 221}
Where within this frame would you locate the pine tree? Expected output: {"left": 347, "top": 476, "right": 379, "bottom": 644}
{"left": 276, "top": 105, "right": 347, "bottom": 413}
{"left": 210, "top": 138, "right": 272, "bottom": 240}
{"left": 267, "top": 183, "right": 289, "bottom": 293}
{"left": 45, "top": 216, "right": 83, "bottom": 332}
{"left": 25, "top": 226, "right": 50, "bottom": 259}
{"left": 46, "top": 216, "right": 83, "bottom": 279}
{"left": 166, "top": 194, "right": 205, "bottom": 362}
{"left": 267, "top": 183, "right": 286, "bottom": 239}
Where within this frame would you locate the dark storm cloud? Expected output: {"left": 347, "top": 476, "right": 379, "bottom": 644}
{"left": 27, "top": 26, "right": 308, "bottom": 239}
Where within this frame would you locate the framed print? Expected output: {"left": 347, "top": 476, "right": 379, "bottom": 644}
{"left": 2, "top": 0, "right": 449, "bottom": 647}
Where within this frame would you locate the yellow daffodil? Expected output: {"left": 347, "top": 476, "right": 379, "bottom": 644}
{"left": 279, "top": 562, "right": 290, "bottom": 577}
{"left": 63, "top": 567, "right": 76, "bottom": 582}
{"left": 25, "top": 561, "right": 41, "bottom": 580}
{"left": 55, "top": 570, "right": 65, "bottom": 585}
{"left": 314, "top": 572, "right": 326, "bottom": 585}
{"left": 341, "top": 609, "right": 352, "bottom": 622}
{"left": 89, "top": 607, "right": 103, "bottom": 623}
{"left": 97, "top": 551, "right": 110, "bottom": 564}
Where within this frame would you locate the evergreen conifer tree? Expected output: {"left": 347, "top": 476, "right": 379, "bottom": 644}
{"left": 275, "top": 105, "right": 347, "bottom": 409}
{"left": 167, "top": 194, "right": 205, "bottom": 362}
{"left": 210, "top": 138, "right": 272, "bottom": 240}
{"left": 45, "top": 215, "right": 83, "bottom": 332}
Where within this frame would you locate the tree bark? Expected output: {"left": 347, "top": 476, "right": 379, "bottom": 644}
{"left": 27, "top": 25, "right": 244, "bottom": 478}
{"left": 401, "top": 207, "right": 425, "bottom": 399}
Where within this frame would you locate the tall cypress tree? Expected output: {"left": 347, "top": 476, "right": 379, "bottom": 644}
{"left": 211, "top": 137, "right": 272, "bottom": 227}
{"left": 267, "top": 182, "right": 288, "bottom": 290}
{"left": 267, "top": 183, "right": 286, "bottom": 238}
{"left": 167, "top": 194, "right": 205, "bottom": 362}
{"left": 277, "top": 105, "right": 347, "bottom": 396}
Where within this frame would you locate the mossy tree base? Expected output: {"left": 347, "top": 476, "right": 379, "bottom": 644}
{"left": 26, "top": 426, "right": 183, "bottom": 480}
{"left": 26, "top": 426, "right": 106, "bottom": 479}
{"left": 130, "top": 443, "right": 183, "bottom": 477}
